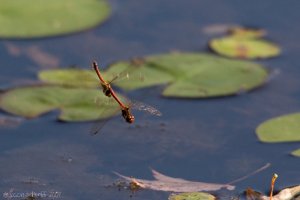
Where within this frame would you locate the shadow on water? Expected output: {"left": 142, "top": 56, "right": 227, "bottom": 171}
{"left": 0, "top": 0, "right": 300, "bottom": 199}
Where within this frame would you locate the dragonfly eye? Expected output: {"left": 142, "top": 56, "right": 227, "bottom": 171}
{"left": 127, "top": 115, "right": 135, "bottom": 123}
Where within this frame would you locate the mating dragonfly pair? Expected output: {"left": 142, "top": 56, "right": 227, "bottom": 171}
{"left": 92, "top": 61, "right": 161, "bottom": 134}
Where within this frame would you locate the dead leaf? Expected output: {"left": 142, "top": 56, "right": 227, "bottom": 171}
{"left": 4, "top": 43, "right": 60, "bottom": 69}
{"left": 246, "top": 185, "right": 300, "bottom": 200}
{"left": 202, "top": 24, "right": 238, "bottom": 35}
{"left": 114, "top": 164, "right": 270, "bottom": 193}
{"left": 0, "top": 116, "right": 23, "bottom": 127}
{"left": 5, "top": 43, "right": 22, "bottom": 56}
{"left": 114, "top": 169, "right": 235, "bottom": 192}
{"left": 25, "top": 46, "right": 60, "bottom": 69}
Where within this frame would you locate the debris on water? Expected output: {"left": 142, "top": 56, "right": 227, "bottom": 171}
{"left": 0, "top": 116, "right": 23, "bottom": 127}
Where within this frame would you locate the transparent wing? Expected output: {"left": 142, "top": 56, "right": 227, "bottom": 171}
{"left": 90, "top": 100, "right": 120, "bottom": 135}
{"left": 130, "top": 101, "right": 162, "bottom": 116}
{"left": 108, "top": 70, "right": 130, "bottom": 84}
{"left": 108, "top": 64, "right": 145, "bottom": 84}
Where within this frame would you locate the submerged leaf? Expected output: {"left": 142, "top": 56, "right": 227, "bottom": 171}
{"left": 0, "top": 0, "right": 111, "bottom": 38}
{"left": 108, "top": 53, "right": 268, "bottom": 98}
{"left": 168, "top": 192, "right": 215, "bottom": 200}
{"left": 256, "top": 113, "right": 300, "bottom": 143}
{"left": 114, "top": 169, "right": 235, "bottom": 192}
{"left": 0, "top": 86, "right": 121, "bottom": 122}
{"left": 209, "top": 37, "right": 280, "bottom": 59}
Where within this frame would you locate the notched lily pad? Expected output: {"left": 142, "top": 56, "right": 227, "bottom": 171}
{"left": 107, "top": 53, "right": 268, "bottom": 98}
{"left": 256, "top": 113, "right": 300, "bottom": 143}
{"left": 0, "top": 0, "right": 111, "bottom": 38}
{"left": 0, "top": 86, "right": 120, "bottom": 122}
{"left": 168, "top": 192, "right": 215, "bottom": 200}
{"left": 209, "top": 37, "right": 280, "bottom": 59}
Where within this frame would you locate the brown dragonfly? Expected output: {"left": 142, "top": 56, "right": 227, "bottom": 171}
{"left": 91, "top": 61, "right": 161, "bottom": 134}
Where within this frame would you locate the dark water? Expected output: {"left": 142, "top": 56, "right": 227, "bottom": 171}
{"left": 0, "top": 0, "right": 300, "bottom": 199}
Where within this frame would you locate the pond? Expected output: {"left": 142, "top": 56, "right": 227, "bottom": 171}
{"left": 0, "top": 0, "right": 299, "bottom": 199}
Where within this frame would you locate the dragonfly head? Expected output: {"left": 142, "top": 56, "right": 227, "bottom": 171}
{"left": 122, "top": 108, "right": 135, "bottom": 123}
{"left": 126, "top": 115, "right": 135, "bottom": 123}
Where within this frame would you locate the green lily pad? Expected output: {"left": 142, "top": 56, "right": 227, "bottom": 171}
{"left": 168, "top": 192, "right": 215, "bottom": 200}
{"left": 291, "top": 149, "right": 300, "bottom": 157}
{"left": 38, "top": 53, "right": 268, "bottom": 98}
{"left": 38, "top": 68, "right": 98, "bottom": 88}
{"left": 0, "top": 86, "right": 121, "bottom": 122}
{"left": 209, "top": 37, "right": 280, "bottom": 59}
{"left": 0, "top": 0, "right": 111, "bottom": 38}
{"left": 256, "top": 113, "right": 300, "bottom": 143}
{"left": 108, "top": 53, "right": 269, "bottom": 98}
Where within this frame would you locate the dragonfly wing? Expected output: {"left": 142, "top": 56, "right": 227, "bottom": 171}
{"left": 90, "top": 103, "right": 120, "bottom": 135}
{"left": 90, "top": 117, "right": 110, "bottom": 135}
{"left": 131, "top": 101, "right": 162, "bottom": 116}
{"left": 108, "top": 71, "right": 130, "bottom": 84}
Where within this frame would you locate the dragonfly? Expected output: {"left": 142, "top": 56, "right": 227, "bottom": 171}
{"left": 91, "top": 60, "right": 162, "bottom": 134}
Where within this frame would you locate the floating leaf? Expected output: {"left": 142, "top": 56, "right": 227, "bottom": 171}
{"left": 209, "top": 37, "right": 280, "bottom": 59}
{"left": 0, "top": 0, "right": 111, "bottom": 38}
{"left": 38, "top": 69, "right": 98, "bottom": 88}
{"left": 228, "top": 27, "right": 267, "bottom": 39}
{"left": 107, "top": 53, "right": 268, "bottom": 98}
{"left": 246, "top": 185, "right": 300, "bottom": 200}
{"left": 256, "top": 113, "right": 300, "bottom": 143}
{"left": 0, "top": 116, "right": 23, "bottom": 127}
{"left": 168, "top": 192, "right": 215, "bottom": 200}
{"left": 0, "top": 86, "right": 121, "bottom": 122}
{"left": 114, "top": 169, "right": 235, "bottom": 192}
{"left": 291, "top": 149, "right": 300, "bottom": 157}
{"left": 38, "top": 53, "right": 268, "bottom": 98}
{"left": 104, "top": 60, "right": 174, "bottom": 90}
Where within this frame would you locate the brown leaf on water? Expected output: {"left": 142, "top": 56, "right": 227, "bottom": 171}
{"left": 114, "top": 169, "right": 235, "bottom": 192}
{"left": 5, "top": 42, "right": 22, "bottom": 56}
{"left": 246, "top": 188, "right": 264, "bottom": 200}
{"left": 114, "top": 163, "right": 270, "bottom": 193}
{"left": 246, "top": 185, "right": 300, "bottom": 200}
{"left": 25, "top": 46, "right": 60, "bottom": 69}
{"left": 5, "top": 43, "right": 60, "bottom": 69}
{"left": 0, "top": 116, "right": 23, "bottom": 127}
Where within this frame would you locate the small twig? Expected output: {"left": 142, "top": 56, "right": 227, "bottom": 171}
{"left": 270, "top": 173, "right": 278, "bottom": 200}
{"left": 227, "top": 163, "right": 271, "bottom": 185}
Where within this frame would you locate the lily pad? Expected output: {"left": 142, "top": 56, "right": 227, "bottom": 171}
{"left": 168, "top": 192, "right": 215, "bottom": 200}
{"left": 0, "top": 86, "right": 121, "bottom": 122}
{"left": 256, "top": 113, "right": 300, "bottom": 143}
{"left": 209, "top": 37, "right": 280, "bottom": 59}
{"left": 38, "top": 53, "right": 268, "bottom": 98}
{"left": 0, "top": 0, "right": 111, "bottom": 38}
{"left": 38, "top": 68, "right": 98, "bottom": 88}
{"left": 107, "top": 53, "right": 269, "bottom": 98}
{"left": 291, "top": 149, "right": 300, "bottom": 157}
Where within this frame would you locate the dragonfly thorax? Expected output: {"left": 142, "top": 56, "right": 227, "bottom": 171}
{"left": 101, "top": 83, "right": 112, "bottom": 97}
